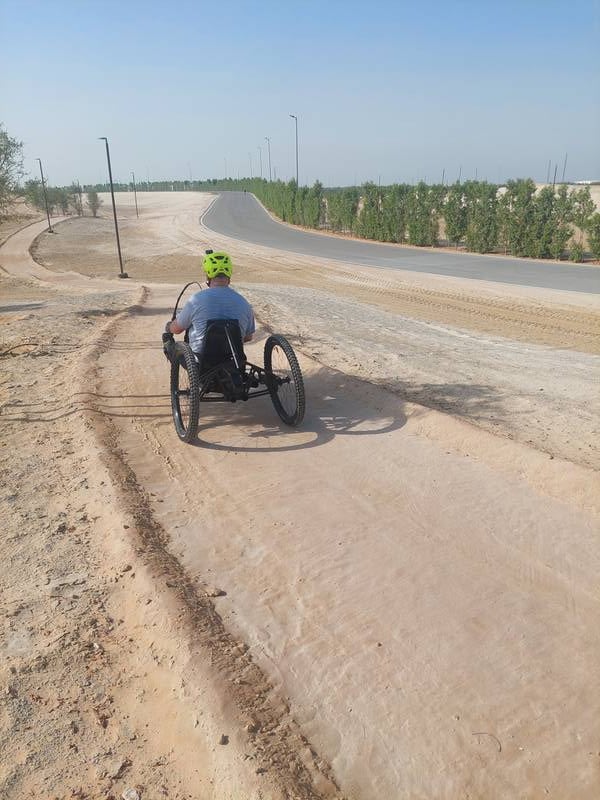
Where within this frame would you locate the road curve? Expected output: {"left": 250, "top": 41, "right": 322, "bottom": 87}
{"left": 202, "top": 191, "right": 600, "bottom": 294}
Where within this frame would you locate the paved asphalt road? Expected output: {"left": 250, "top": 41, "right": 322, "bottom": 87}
{"left": 202, "top": 191, "right": 600, "bottom": 294}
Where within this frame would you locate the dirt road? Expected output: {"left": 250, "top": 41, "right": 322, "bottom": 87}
{"left": 2, "top": 194, "right": 600, "bottom": 799}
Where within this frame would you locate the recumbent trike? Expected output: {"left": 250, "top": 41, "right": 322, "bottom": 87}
{"left": 163, "top": 282, "right": 305, "bottom": 443}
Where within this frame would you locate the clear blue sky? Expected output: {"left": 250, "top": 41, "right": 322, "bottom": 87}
{"left": 2, "top": 0, "right": 599, "bottom": 187}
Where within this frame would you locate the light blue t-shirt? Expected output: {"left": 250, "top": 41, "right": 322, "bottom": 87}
{"left": 176, "top": 286, "right": 255, "bottom": 353}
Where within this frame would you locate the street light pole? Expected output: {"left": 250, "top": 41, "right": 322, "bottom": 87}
{"left": 265, "top": 137, "right": 272, "bottom": 181}
{"left": 258, "top": 145, "right": 263, "bottom": 179}
{"left": 36, "top": 158, "right": 53, "bottom": 233}
{"left": 76, "top": 180, "right": 83, "bottom": 216}
{"left": 248, "top": 152, "right": 253, "bottom": 178}
{"left": 99, "top": 137, "right": 127, "bottom": 278}
{"left": 131, "top": 171, "right": 139, "bottom": 218}
{"left": 289, "top": 114, "right": 299, "bottom": 186}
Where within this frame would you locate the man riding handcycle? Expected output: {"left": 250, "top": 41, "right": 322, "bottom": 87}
{"left": 162, "top": 250, "right": 305, "bottom": 442}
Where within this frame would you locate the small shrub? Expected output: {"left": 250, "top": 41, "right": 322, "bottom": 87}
{"left": 86, "top": 190, "right": 102, "bottom": 218}
{"left": 569, "top": 242, "right": 584, "bottom": 262}
{"left": 586, "top": 213, "right": 600, "bottom": 260}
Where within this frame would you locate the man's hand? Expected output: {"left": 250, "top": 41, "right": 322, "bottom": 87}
{"left": 162, "top": 331, "right": 175, "bottom": 362}
{"left": 162, "top": 323, "right": 175, "bottom": 361}
{"left": 169, "top": 318, "right": 186, "bottom": 335}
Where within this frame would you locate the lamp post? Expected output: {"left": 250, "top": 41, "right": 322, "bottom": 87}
{"left": 265, "top": 137, "right": 272, "bottom": 182}
{"left": 76, "top": 180, "right": 83, "bottom": 216}
{"left": 248, "top": 152, "right": 253, "bottom": 178}
{"left": 131, "top": 171, "right": 139, "bottom": 218}
{"left": 289, "top": 114, "right": 299, "bottom": 186}
{"left": 36, "top": 158, "right": 53, "bottom": 233}
{"left": 99, "top": 137, "right": 127, "bottom": 278}
{"left": 258, "top": 145, "right": 263, "bottom": 179}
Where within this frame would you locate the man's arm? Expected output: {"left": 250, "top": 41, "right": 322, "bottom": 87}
{"left": 166, "top": 296, "right": 194, "bottom": 337}
{"left": 243, "top": 304, "right": 256, "bottom": 343}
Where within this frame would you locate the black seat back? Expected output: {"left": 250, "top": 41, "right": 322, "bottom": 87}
{"left": 198, "top": 319, "right": 246, "bottom": 373}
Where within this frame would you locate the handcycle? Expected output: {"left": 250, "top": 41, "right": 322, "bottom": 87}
{"left": 163, "top": 282, "right": 305, "bottom": 443}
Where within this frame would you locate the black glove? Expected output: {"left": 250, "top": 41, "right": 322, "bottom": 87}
{"left": 162, "top": 331, "right": 174, "bottom": 361}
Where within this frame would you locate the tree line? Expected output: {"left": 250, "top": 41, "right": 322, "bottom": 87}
{"left": 27, "top": 174, "right": 600, "bottom": 261}
{"left": 21, "top": 180, "right": 103, "bottom": 218}
{"left": 191, "top": 177, "right": 600, "bottom": 262}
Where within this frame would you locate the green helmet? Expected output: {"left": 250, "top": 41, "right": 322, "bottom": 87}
{"left": 203, "top": 250, "right": 233, "bottom": 279}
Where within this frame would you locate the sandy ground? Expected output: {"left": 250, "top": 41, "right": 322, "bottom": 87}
{"left": 2, "top": 193, "right": 600, "bottom": 799}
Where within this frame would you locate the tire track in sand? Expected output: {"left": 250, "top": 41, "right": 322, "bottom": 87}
{"left": 78, "top": 284, "right": 341, "bottom": 800}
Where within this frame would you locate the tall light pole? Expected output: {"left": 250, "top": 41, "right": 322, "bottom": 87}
{"left": 265, "top": 137, "right": 272, "bottom": 181}
{"left": 248, "top": 151, "right": 253, "bottom": 178}
{"left": 289, "top": 114, "right": 299, "bottom": 186}
{"left": 258, "top": 145, "right": 263, "bottom": 179}
{"left": 99, "top": 137, "right": 127, "bottom": 278}
{"left": 131, "top": 171, "right": 139, "bottom": 218}
{"left": 561, "top": 152, "right": 568, "bottom": 183}
{"left": 36, "top": 158, "right": 53, "bottom": 233}
{"left": 76, "top": 179, "right": 83, "bottom": 216}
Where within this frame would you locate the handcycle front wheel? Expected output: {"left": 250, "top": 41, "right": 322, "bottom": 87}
{"left": 170, "top": 343, "right": 200, "bottom": 442}
{"left": 264, "top": 334, "right": 305, "bottom": 426}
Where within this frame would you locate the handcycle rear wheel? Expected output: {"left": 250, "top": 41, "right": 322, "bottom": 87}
{"left": 264, "top": 335, "right": 305, "bottom": 426}
{"left": 170, "top": 343, "right": 200, "bottom": 442}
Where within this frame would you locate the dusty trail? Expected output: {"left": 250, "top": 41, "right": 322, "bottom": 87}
{"left": 1, "top": 220, "right": 339, "bottom": 799}
{"left": 3, "top": 196, "right": 600, "bottom": 798}
{"left": 99, "top": 280, "right": 599, "bottom": 799}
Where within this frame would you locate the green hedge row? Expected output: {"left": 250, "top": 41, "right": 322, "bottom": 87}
{"left": 187, "top": 177, "right": 599, "bottom": 261}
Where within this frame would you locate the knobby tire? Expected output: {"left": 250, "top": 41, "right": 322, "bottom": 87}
{"left": 264, "top": 335, "right": 305, "bottom": 426}
{"left": 170, "top": 343, "right": 200, "bottom": 442}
